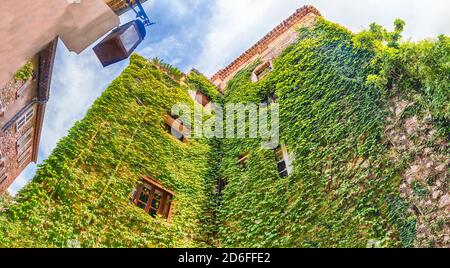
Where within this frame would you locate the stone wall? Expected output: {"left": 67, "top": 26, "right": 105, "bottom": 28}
{"left": 211, "top": 5, "right": 321, "bottom": 90}
{"left": 386, "top": 96, "right": 449, "bottom": 247}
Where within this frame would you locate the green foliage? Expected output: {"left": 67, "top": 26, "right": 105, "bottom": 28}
{"left": 386, "top": 196, "right": 416, "bottom": 248}
{"left": 217, "top": 18, "right": 412, "bottom": 248}
{"left": 0, "top": 54, "right": 216, "bottom": 248}
{"left": 394, "top": 35, "right": 450, "bottom": 135}
{"left": 186, "top": 69, "right": 223, "bottom": 103}
{"left": 355, "top": 20, "right": 449, "bottom": 136}
{"left": 13, "top": 61, "right": 34, "bottom": 82}
{"left": 151, "top": 57, "right": 184, "bottom": 81}
{"left": 1, "top": 17, "right": 447, "bottom": 248}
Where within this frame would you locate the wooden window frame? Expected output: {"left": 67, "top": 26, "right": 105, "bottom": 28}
{"left": 0, "top": 149, "right": 6, "bottom": 165}
{"left": 0, "top": 99, "right": 5, "bottom": 117}
{"left": 16, "top": 79, "right": 32, "bottom": 99}
{"left": 194, "top": 91, "right": 210, "bottom": 107}
{"left": 17, "top": 127, "right": 34, "bottom": 153}
{"left": 237, "top": 152, "right": 249, "bottom": 168}
{"left": 274, "top": 145, "right": 292, "bottom": 178}
{"left": 164, "top": 115, "right": 191, "bottom": 142}
{"left": 16, "top": 108, "right": 35, "bottom": 132}
{"left": 18, "top": 146, "right": 33, "bottom": 166}
{"left": 252, "top": 61, "right": 273, "bottom": 82}
{"left": 0, "top": 173, "right": 7, "bottom": 185}
{"left": 132, "top": 176, "right": 175, "bottom": 219}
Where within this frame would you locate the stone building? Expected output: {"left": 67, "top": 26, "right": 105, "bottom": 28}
{"left": 211, "top": 5, "right": 321, "bottom": 91}
{"left": 1, "top": 3, "right": 447, "bottom": 248}
{"left": 0, "top": 0, "right": 147, "bottom": 193}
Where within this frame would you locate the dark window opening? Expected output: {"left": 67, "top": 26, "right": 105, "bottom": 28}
{"left": 217, "top": 177, "right": 227, "bottom": 196}
{"left": 275, "top": 146, "right": 288, "bottom": 178}
{"left": 0, "top": 170, "right": 7, "bottom": 185}
{"left": 254, "top": 62, "right": 273, "bottom": 81}
{"left": 237, "top": 152, "right": 249, "bottom": 169}
{"left": 262, "top": 92, "right": 277, "bottom": 106}
{"left": 195, "top": 91, "right": 210, "bottom": 107}
{"left": 133, "top": 177, "right": 174, "bottom": 219}
{"left": 164, "top": 115, "right": 190, "bottom": 142}
{"left": 164, "top": 123, "right": 185, "bottom": 142}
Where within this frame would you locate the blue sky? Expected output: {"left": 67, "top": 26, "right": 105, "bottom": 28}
{"left": 8, "top": 0, "right": 450, "bottom": 194}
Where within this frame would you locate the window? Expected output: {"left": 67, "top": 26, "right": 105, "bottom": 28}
{"left": 16, "top": 108, "right": 35, "bottom": 132}
{"left": 0, "top": 148, "right": 6, "bottom": 171}
{"left": 252, "top": 61, "right": 273, "bottom": 82}
{"left": 18, "top": 147, "right": 33, "bottom": 167}
{"left": 195, "top": 91, "right": 210, "bottom": 107}
{"left": 237, "top": 152, "right": 249, "bottom": 168}
{"left": 274, "top": 146, "right": 292, "bottom": 178}
{"left": 0, "top": 99, "right": 5, "bottom": 117}
{"left": 262, "top": 92, "right": 277, "bottom": 106}
{"left": 0, "top": 172, "right": 7, "bottom": 186}
{"left": 164, "top": 115, "right": 190, "bottom": 142}
{"left": 216, "top": 177, "right": 227, "bottom": 196}
{"left": 0, "top": 148, "right": 7, "bottom": 185}
{"left": 17, "top": 127, "right": 34, "bottom": 154}
{"left": 16, "top": 79, "right": 32, "bottom": 99}
{"left": 132, "top": 177, "right": 174, "bottom": 219}
{"left": 189, "top": 90, "right": 212, "bottom": 111}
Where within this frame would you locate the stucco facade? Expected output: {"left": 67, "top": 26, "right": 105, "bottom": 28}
{"left": 0, "top": 0, "right": 146, "bottom": 194}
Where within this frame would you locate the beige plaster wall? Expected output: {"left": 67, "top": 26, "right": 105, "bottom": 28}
{"left": 0, "top": 0, "right": 120, "bottom": 87}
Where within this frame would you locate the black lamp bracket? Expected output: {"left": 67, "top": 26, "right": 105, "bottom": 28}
{"left": 126, "top": 0, "right": 155, "bottom": 27}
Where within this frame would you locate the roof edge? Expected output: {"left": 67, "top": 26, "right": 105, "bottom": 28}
{"left": 210, "top": 5, "right": 321, "bottom": 82}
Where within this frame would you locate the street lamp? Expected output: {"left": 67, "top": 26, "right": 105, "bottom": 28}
{"left": 93, "top": 0, "right": 154, "bottom": 67}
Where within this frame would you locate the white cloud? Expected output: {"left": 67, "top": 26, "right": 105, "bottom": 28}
{"left": 196, "top": 0, "right": 450, "bottom": 77}
{"left": 195, "top": 0, "right": 301, "bottom": 76}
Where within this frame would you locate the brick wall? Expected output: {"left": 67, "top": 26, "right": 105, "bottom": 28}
{"left": 0, "top": 78, "right": 37, "bottom": 193}
{"left": 211, "top": 5, "right": 321, "bottom": 91}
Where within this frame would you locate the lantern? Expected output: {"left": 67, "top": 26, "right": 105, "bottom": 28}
{"left": 93, "top": 20, "right": 146, "bottom": 67}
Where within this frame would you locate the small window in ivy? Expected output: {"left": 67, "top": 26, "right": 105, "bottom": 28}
{"left": 164, "top": 115, "right": 190, "bottom": 142}
{"left": 275, "top": 146, "right": 289, "bottom": 178}
{"left": 217, "top": 177, "right": 227, "bottom": 196}
{"left": 133, "top": 177, "right": 174, "bottom": 219}
{"left": 195, "top": 91, "right": 211, "bottom": 107}
{"left": 0, "top": 148, "right": 5, "bottom": 164}
{"left": 252, "top": 61, "right": 273, "bottom": 82}
{"left": 237, "top": 152, "right": 249, "bottom": 168}
{"left": 262, "top": 92, "right": 277, "bottom": 106}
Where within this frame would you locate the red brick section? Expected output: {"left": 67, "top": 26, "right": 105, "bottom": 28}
{"left": 211, "top": 5, "right": 321, "bottom": 83}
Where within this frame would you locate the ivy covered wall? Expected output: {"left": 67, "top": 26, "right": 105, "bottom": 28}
{"left": 0, "top": 55, "right": 217, "bottom": 248}
{"left": 217, "top": 19, "right": 449, "bottom": 248}
{"left": 0, "top": 17, "right": 448, "bottom": 248}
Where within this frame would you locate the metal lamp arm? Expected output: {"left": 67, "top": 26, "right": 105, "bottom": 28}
{"left": 126, "top": 0, "right": 155, "bottom": 27}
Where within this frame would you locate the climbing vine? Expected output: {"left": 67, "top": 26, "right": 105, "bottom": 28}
{"left": 0, "top": 55, "right": 216, "bottom": 248}
{"left": 0, "top": 17, "right": 447, "bottom": 248}
{"left": 217, "top": 18, "right": 448, "bottom": 248}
